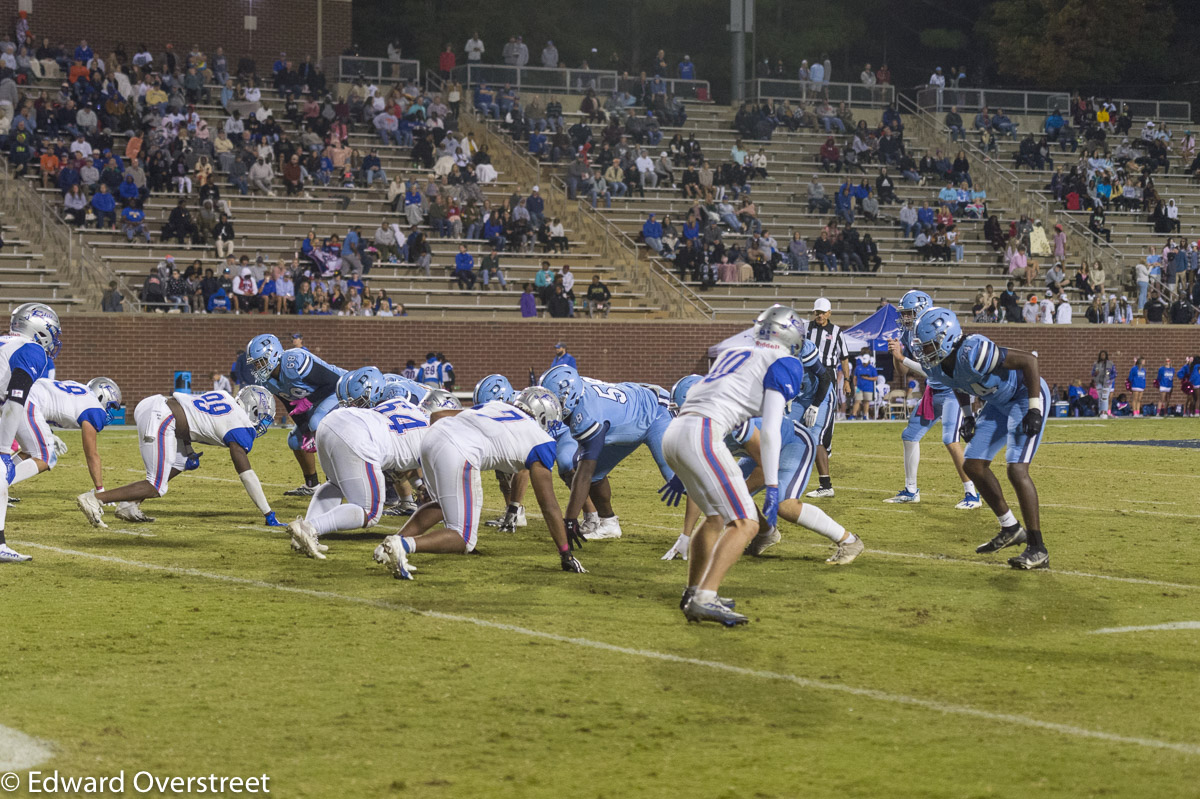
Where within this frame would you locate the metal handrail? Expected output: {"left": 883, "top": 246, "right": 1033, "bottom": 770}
{"left": 450, "top": 64, "right": 711, "bottom": 100}
{"left": 913, "top": 87, "right": 1191, "bottom": 121}
{"left": 331, "top": 55, "right": 421, "bottom": 83}
{"left": 746, "top": 78, "right": 895, "bottom": 108}
{"left": 548, "top": 173, "right": 714, "bottom": 319}
{"left": 0, "top": 161, "right": 141, "bottom": 312}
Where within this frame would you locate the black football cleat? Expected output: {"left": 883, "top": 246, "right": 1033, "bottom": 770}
{"left": 1008, "top": 546, "right": 1050, "bottom": 570}
{"left": 976, "top": 525, "right": 1026, "bottom": 554}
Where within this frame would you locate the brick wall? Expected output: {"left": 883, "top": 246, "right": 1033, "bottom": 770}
{"left": 1, "top": 0, "right": 351, "bottom": 74}
{"left": 53, "top": 314, "right": 1198, "bottom": 404}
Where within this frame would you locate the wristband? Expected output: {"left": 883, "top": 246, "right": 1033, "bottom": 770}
{"left": 1028, "top": 398, "right": 1043, "bottom": 412}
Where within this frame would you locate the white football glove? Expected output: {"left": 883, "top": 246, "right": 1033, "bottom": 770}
{"left": 52, "top": 435, "right": 69, "bottom": 456}
{"left": 802, "top": 405, "right": 820, "bottom": 427}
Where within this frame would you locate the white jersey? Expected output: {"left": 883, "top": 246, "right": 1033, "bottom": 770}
{"left": 429, "top": 401, "right": 554, "bottom": 473}
{"left": 0, "top": 334, "right": 51, "bottom": 394}
{"left": 321, "top": 401, "right": 429, "bottom": 471}
{"left": 681, "top": 342, "right": 805, "bottom": 436}
{"left": 171, "top": 390, "right": 256, "bottom": 452}
{"left": 29, "top": 379, "right": 107, "bottom": 430}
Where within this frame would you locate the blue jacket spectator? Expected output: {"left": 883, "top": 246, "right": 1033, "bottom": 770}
{"left": 678, "top": 57, "right": 695, "bottom": 80}
{"left": 642, "top": 214, "right": 663, "bottom": 253}
{"left": 208, "top": 288, "right": 231, "bottom": 313}
{"left": 90, "top": 185, "right": 116, "bottom": 227}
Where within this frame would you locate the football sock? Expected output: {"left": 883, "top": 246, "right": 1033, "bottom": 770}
{"left": 997, "top": 510, "right": 1018, "bottom": 529}
{"left": 304, "top": 472, "right": 319, "bottom": 488}
{"left": 902, "top": 440, "right": 920, "bottom": 492}
{"left": 694, "top": 588, "right": 718, "bottom": 605}
{"left": 818, "top": 475, "right": 832, "bottom": 490}
{"left": 1026, "top": 528, "right": 1045, "bottom": 547}
{"left": 311, "top": 504, "right": 365, "bottom": 536}
{"left": 401, "top": 494, "right": 414, "bottom": 504}
{"left": 963, "top": 480, "right": 977, "bottom": 496}
{"left": 798, "top": 502, "right": 845, "bottom": 543}
{"left": 10, "top": 458, "right": 39, "bottom": 485}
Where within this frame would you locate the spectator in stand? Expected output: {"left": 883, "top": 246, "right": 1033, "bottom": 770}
{"left": 642, "top": 213, "right": 663, "bottom": 253}
{"left": 945, "top": 105, "right": 964, "bottom": 141}
{"left": 520, "top": 282, "right": 537, "bottom": 318}
{"left": 454, "top": 244, "right": 476, "bottom": 290}
{"left": 585, "top": 274, "right": 612, "bottom": 317}
{"left": 1144, "top": 289, "right": 1166, "bottom": 323}
{"left": 102, "top": 281, "right": 125, "bottom": 312}
{"left": 90, "top": 183, "right": 116, "bottom": 229}
{"left": 465, "top": 32, "right": 485, "bottom": 63}
{"left": 438, "top": 43, "right": 456, "bottom": 79}
{"left": 122, "top": 200, "right": 151, "bottom": 243}
{"left": 542, "top": 41, "right": 559, "bottom": 69}
{"left": 1128, "top": 357, "right": 1146, "bottom": 415}
{"left": 1022, "top": 293, "right": 1040, "bottom": 324}
{"left": 1157, "top": 357, "right": 1175, "bottom": 414}
{"left": 232, "top": 267, "right": 261, "bottom": 313}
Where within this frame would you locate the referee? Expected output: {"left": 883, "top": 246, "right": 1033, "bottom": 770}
{"left": 805, "top": 298, "right": 851, "bottom": 498}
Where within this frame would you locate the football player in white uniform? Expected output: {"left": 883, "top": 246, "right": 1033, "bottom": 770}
{"left": 289, "top": 368, "right": 430, "bottom": 558}
{"left": 661, "top": 305, "right": 808, "bottom": 626}
{"left": 11, "top": 377, "right": 120, "bottom": 494}
{"left": 75, "top": 386, "right": 282, "bottom": 530}
{"left": 373, "top": 386, "right": 586, "bottom": 580}
{"left": 0, "top": 303, "right": 61, "bottom": 563}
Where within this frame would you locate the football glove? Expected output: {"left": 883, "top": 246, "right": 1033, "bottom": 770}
{"left": 51, "top": 435, "right": 69, "bottom": 456}
{"left": 564, "top": 518, "right": 585, "bottom": 550}
{"left": 498, "top": 502, "right": 521, "bottom": 533}
{"left": 560, "top": 551, "right": 587, "bottom": 573}
{"left": 299, "top": 433, "right": 317, "bottom": 453}
{"left": 657, "top": 475, "right": 686, "bottom": 506}
{"left": 264, "top": 511, "right": 285, "bottom": 527}
{"left": 802, "top": 404, "right": 820, "bottom": 427}
{"left": 960, "top": 415, "right": 976, "bottom": 442}
{"left": 762, "top": 485, "right": 779, "bottom": 528}
{"left": 184, "top": 451, "right": 203, "bottom": 471}
{"left": 1021, "top": 407, "right": 1043, "bottom": 436}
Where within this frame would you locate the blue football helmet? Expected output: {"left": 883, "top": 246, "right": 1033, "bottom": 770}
{"left": 539, "top": 364, "right": 583, "bottom": 417}
{"left": 753, "top": 304, "right": 805, "bottom": 355}
{"left": 236, "top": 385, "right": 277, "bottom": 438}
{"left": 912, "top": 307, "right": 962, "bottom": 369}
{"left": 11, "top": 302, "right": 62, "bottom": 359}
{"left": 337, "top": 366, "right": 386, "bottom": 408}
{"left": 419, "top": 388, "right": 463, "bottom": 414}
{"left": 86, "top": 377, "right": 122, "bottom": 423}
{"left": 473, "top": 374, "right": 515, "bottom": 405}
{"left": 247, "top": 334, "right": 283, "bottom": 382}
{"left": 899, "top": 290, "right": 933, "bottom": 330}
{"left": 669, "top": 374, "right": 702, "bottom": 413}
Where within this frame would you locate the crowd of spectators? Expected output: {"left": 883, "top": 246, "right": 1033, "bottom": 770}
{"left": 1052, "top": 352, "right": 1200, "bottom": 418}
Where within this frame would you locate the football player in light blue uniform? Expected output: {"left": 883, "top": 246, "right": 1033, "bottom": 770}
{"left": 247, "top": 333, "right": 347, "bottom": 496}
{"left": 912, "top": 307, "right": 1050, "bottom": 570}
{"left": 0, "top": 303, "right": 61, "bottom": 563}
{"left": 883, "top": 291, "right": 981, "bottom": 509}
{"left": 541, "top": 366, "right": 675, "bottom": 541}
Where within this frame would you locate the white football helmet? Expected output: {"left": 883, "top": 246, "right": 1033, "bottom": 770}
{"left": 512, "top": 386, "right": 562, "bottom": 431}
{"left": 86, "top": 377, "right": 122, "bottom": 422}
{"left": 419, "top": 388, "right": 463, "bottom": 415}
{"left": 752, "top": 304, "right": 804, "bottom": 355}
{"left": 11, "top": 302, "right": 62, "bottom": 358}
{"left": 237, "top": 385, "right": 277, "bottom": 437}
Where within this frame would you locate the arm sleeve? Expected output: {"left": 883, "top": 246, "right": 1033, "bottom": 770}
{"left": 239, "top": 469, "right": 273, "bottom": 515}
{"left": 578, "top": 421, "right": 609, "bottom": 460}
{"left": 759, "top": 390, "right": 786, "bottom": 487}
{"left": 902, "top": 357, "right": 927, "bottom": 378}
{"left": 813, "top": 364, "right": 832, "bottom": 407}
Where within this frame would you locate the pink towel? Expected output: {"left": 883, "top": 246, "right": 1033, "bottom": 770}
{"left": 917, "top": 385, "right": 936, "bottom": 421}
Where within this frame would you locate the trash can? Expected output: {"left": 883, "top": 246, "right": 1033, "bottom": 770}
{"left": 174, "top": 371, "right": 192, "bottom": 393}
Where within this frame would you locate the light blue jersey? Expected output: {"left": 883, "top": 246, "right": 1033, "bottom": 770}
{"left": 260, "top": 348, "right": 346, "bottom": 401}
{"left": 564, "top": 378, "right": 674, "bottom": 482}
{"left": 901, "top": 329, "right": 951, "bottom": 394}
{"left": 729, "top": 415, "right": 818, "bottom": 501}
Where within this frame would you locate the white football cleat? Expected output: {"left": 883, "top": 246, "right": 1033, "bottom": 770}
{"left": 581, "top": 511, "right": 600, "bottom": 538}
{"left": 584, "top": 515, "right": 622, "bottom": 540}
{"left": 373, "top": 535, "right": 414, "bottom": 579}
{"left": 826, "top": 535, "right": 865, "bottom": 565}
{"left": 955, "top": 492, "right": 983, "bottom": 510}
{"left": 288, "top": 517, "right": 327, "bottom": 560}
{"left": 806, "top": 487, "right": 835, "bottom": 499}
{"left": 883, "top": 488, "right": 920, "bottom": 504}
{"left": 76, "top": 491, "right": 108, "bottom": 529}
{"left": 661, "top": 533, "right": 691, "bottom": 561}
{"left": 0, "top": 543, "right": 32, "bottom": 563}
{"left": 115, "top": 502, "right": 155, "bottom": 522}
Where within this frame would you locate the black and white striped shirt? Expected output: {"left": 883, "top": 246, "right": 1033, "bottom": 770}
{"left": 805, "top": 322, "right": 849, "bottom": 368}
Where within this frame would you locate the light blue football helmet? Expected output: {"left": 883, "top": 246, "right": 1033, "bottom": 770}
{"left": 539, "top": 364, "right": 583, "bottom": 417}
{"left": 337, "top": 366, "right": 386, "bottom": 408}
{"left": 912, "top": 307, "right": 962, "bottom": 369}
{"left": 753, "top": 304, "right": 805, "bottom": 355}
{"left": 473, "top": 373, "right": 515, "bottom": 405}
{"left": 237, "top": 385, "right": 277, "bottom": 437}
{"left": 899, "top": 290, "right": 933, "bottom": 330}
{"left": 669, "top": 374, "right": 703, "bottom": 413}
{"left": 246, "top": 334, "right": 283, "bottom": 382}
{"left": 11, "top": 302, "right": 62, "bottom": 359}
{"left": 86, "top": 377, "right": 122, "bottom": 423}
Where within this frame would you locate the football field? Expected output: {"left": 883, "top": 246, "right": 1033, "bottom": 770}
{"left": 3, "top": 419, "right": 1199, "bottom": 798}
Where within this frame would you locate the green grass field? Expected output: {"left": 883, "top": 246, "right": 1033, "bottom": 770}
{"left": 3, "top": 418, "right": 1200, "bottom": 798}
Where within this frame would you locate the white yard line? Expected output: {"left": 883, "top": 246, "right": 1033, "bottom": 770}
{"left": 853, "top": 451, "right": 1200, "bottom": 480}
{"left": 1090, "top": 622, "right": 1200, "bottom": 635}
{"left": 110, "top": 528, "right": 157, "bottom": 538}
{"left": 0, "top": 724, "right": 55, "bottom": 771}
{"left": 12, "top": 541, "right": 1200, "bottom": 758}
